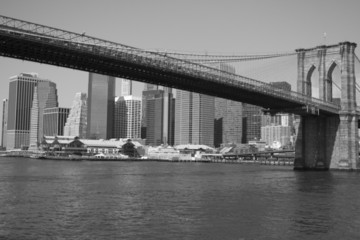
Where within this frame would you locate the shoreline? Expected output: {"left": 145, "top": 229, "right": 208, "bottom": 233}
{"left": 0, "top": 153, "right": 294, "bottom": 166}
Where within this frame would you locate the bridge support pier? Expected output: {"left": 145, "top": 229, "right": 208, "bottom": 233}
{"left": 294, "top": 113, "right": 359, "bottom": 170}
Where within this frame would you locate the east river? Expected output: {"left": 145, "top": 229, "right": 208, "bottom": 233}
{"left": 0, "top": 157, "right": 360, "bottom": 239}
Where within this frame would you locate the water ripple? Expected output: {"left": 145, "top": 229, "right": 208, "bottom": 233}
{"left": 0, "top": 158, "right": 360, "bottom": 239}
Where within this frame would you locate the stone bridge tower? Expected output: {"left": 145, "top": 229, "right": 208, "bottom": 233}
{"left": 295, "top": 42, "right": 359, "bottom": 170}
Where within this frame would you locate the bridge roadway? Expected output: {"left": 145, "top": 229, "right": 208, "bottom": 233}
{"left": 0, "top": 15, "right": 346, "bottom": 116}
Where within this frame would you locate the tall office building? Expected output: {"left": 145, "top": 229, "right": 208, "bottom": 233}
{"left": 119, "top": 78, "right": 132, "bottom": 96}
{"left": 29, "top": 81, "right": 58, "bottom": 148}
{"left": 215, "top": 99, "right": 243, "bottom": 147}
{"left": 143, "top": 89, "right": 174, "bottom": 146}
{"left": 261, "top": 81, "right": 293, "bottom": 135}
{"left": 261, "top": 113, "right": 292, "bottom": 127}
{"left": 145, "top": 83, "right": 158, "bottom": 91}
{"left": 145, "top": 83, "right": 172, "bottom": 94}
{"left": 161, "top": 87, "right": 174, "bottom": 145}
{"left": 87, "top": 73, "right": 115, "bottom": 139}
{"left": 1, "top": 99, "right": 8, "bottom": 149}
{"left": 64, "top": 92, "right": 87, "bottom": 138}
{"left": 175, "top": 90, "right": 214, "bottom": 147}
{"left": 141, "top": 83, "right": 157, "bottom": 138}
{"left": 141, "top": 90, "right": 153, "bottom": 138}
{"left": 43, "top": 107, "right": 70, "bottom": 136}
{"left": 242, "top": 103, "right": 262, "bottom": 143}
{"left": 214, "top": 64, "right": 243, "bottom": 147}
{"left": 141, "top": 84, "right": 174, "bottom": 142}
{"left": 261, "top": 125, "right": 292, "bottom": 147}
{"left": 6, "top": 73, "right": 47, "bottom": 149}
{"left": 114, "top": 96, "right": 142, "bottom": 139}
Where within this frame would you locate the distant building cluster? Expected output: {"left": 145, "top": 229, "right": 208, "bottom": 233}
{"left": 0, "top": 66, "right": 295, "bottom": 151}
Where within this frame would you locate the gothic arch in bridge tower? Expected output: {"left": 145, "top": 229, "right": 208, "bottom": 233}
{"left": 327, "top": 60, "right": 341, "bottom": 102}
{"left": 296, "top": 44, "right": 346, "bottom": 103}
{"left": 305, "top": 64, "right": 315, "bottom": 97}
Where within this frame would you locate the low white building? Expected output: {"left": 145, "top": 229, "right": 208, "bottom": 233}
{"left": 42, "top": 136, "right": 143, "bottom": 154}
{"left": 147, "top": 146, "right": 181, "bottom": 160}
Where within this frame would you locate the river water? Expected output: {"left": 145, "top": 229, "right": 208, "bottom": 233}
{"left": 0, "top": 157, "right": 360, "bottom": 240}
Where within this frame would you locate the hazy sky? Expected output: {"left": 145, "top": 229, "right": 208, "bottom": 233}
{"left": 1, "top": 0, "right": 360, "bottom": 128}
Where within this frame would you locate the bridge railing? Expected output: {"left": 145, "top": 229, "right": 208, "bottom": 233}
{"left": 0, "top": 15, "right": 341, "bottom": 113}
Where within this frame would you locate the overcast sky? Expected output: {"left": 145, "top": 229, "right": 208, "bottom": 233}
{"left": 1, "top": 0, "right": 360, "bottom": 132}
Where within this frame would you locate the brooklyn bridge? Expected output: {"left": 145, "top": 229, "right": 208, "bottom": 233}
{"left": 0, "top": 15, "right": 359, "bottom": 170}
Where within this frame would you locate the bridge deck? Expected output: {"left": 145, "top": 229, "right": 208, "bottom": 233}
{"left": 0, "top": 15, "right": 345, "bottom": 116}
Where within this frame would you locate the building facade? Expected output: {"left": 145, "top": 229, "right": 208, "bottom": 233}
{"left": 215, "top": 99, "right": 243, "bottom": 147}
{"left": 146, "top": 90, "right": 163, "bottom": 146}
{"left": 64, "top": 92, "right": 87, "bottom": 138}
{"left": 261, "top": 125, "right": 292, "bottom": 148}
{"left": 214, "top": 63, "right": 243, "bottom": 147}
{"left": 175, "top": 90, "right": 214, "bottom": 147}
{"left": 242, "top": 103, "right": 262, "bottom": 143}
{"left": 43, "top": 107, "right": 70, "bottom": 136}
{"left": 87, "top": 73, "right": 115, "bottom": 139}
{"left": 143, "top": 89, "right": 174, "bottom": 146}
{"left": 1, "top": 99, "right": 8, "bottom": 149}
{"left": 141, "top": 84, "right": 174, "bottom": 144}
{"left": 119, "top": 78, "right": 132, "bottom": 96}
{"left": 114, "top": 96, "right": 142, "bottom": 139}
{"left": 6, "top": 73, "right": 47, "bottom": 149}
{"left": 29, "top": 81, "right": 58, "bottom": 148}
{"left": 261, "top": 113, "right": 292, "bottom": 127}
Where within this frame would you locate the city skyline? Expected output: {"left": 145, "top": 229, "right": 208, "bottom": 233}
{"left": 1, "top": 0, "right": 360, "bottom": 137}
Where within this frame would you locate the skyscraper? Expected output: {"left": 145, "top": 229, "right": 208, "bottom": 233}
{"left": 261, "top": 125, "right": 292, "bottom": 147}
{"left": 29, "top": 81, "right": 58, "bottom": 148}
{"left": 6, "top": 73, "right": 47, "bottom": 149}
{"left": 214, "top": 64, "right": 243, "bottom": 147}
{"left": 114, "top": 96, "right": 142, "bottom": 139}
{"left": 43, "top": 107, "right": 70, "bottom": 136}
{"left": 242, "top": 103, "right": 262, "bottom": 143}
{"left": 64, "top": 92, "right": 87, "bottom": 138}
{"left": 215, "top": 99, "right": 243, "bottom": 147}
{"left": 143, "top": 89, "right": 174, "bottom": 146}
{"left": 142, "top": 84, "right": 174, "bottom": 144}
{"left": 145, "top": 83, "right": 158, "bottom": 91}
{"left": 119, "top": 78, "right": 132, "bottom": 96}
{"left": 145, "top": 92, "right": 163, "bottom": 145}
{"left": 1, "top": 99, "right": 8, "bottom": 149}
{"left": 87, "top": 73, "right": 115, "bottom": 139}
{"left": 175, "top": 90, "right": 214, "bottom": 147}
{"left": 142, "top": 84, "right": 160, "bottom": 139}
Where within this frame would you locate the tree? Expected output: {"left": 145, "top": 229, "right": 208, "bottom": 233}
{"left": 122, "top": 139, "right": 138, "bottom": 157}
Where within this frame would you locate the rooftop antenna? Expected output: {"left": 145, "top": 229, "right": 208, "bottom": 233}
{"left": 323, "top": 32, "right": 327, "bottom": 45}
